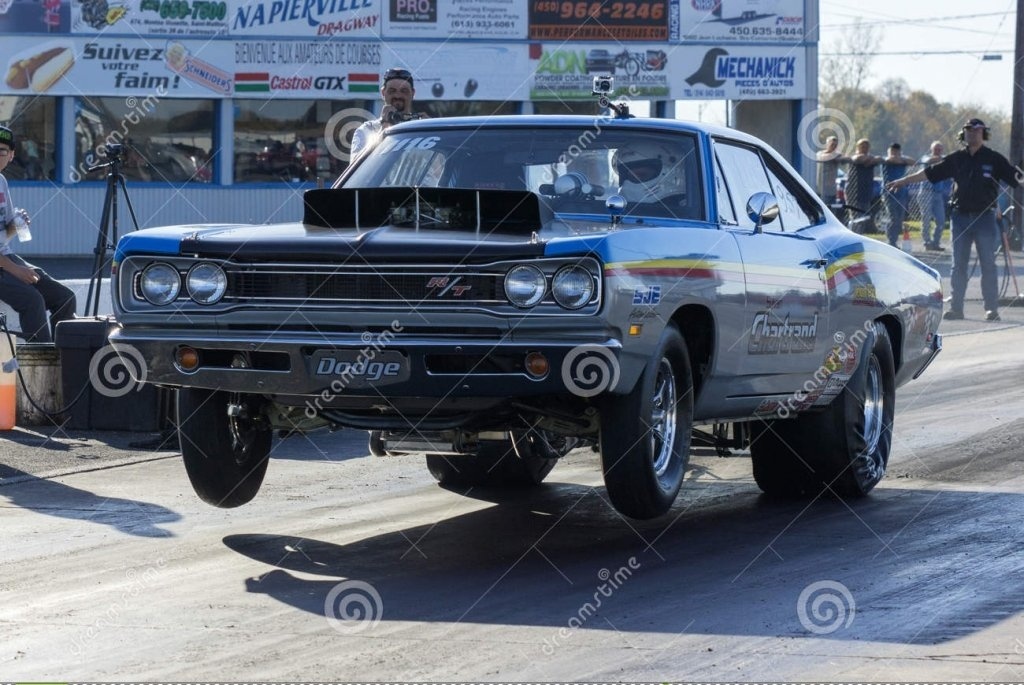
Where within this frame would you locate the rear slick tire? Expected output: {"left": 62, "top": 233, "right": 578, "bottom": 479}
{"left": 751, "top": 323, "right": 895, "bottom": 498}
{"left": 426, "top": 436, "right": 557, "bottom": 488}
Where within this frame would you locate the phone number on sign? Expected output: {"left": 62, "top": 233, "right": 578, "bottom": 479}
{"left": 533, "top": 1, "right": 665, "bottom": 21}
{"left": 451, "top": 19, "right": 516, "bottom": 30}
{"left": 140, "top": 0, "right": 227, "bottom": 20}
{"left": 728, "top": 26, "right": 802, "bottom": 37}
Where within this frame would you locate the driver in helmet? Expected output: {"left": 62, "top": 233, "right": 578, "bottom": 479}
{"left": 613, "top": 141, "right": 686, "bottom": 205}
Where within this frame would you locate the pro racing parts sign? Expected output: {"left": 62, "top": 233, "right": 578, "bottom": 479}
{"left": 673, "top": 45, "right": 805, "bottom": 100}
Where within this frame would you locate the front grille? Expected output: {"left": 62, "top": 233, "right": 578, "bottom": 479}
{"left": 226, "top": 269, "right": 503, "bottom": 305}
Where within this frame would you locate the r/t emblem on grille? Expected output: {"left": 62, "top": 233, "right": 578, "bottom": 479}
{"left": 426, "top": 276, "right": 472, "bottom": 297}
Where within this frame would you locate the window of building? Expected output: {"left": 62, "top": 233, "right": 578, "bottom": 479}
{"left": 234, "top": 99, "right": 374, "bottom": 184}
{"left": 0, "top": 96, "right": 57, "bottom": 181}
{"left": 74, "top": 97, "right": 215, "bottom": 184}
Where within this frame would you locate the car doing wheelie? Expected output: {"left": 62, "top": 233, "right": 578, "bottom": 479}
{"left": 110, "top": 115, "right": 943, "bottom": 520}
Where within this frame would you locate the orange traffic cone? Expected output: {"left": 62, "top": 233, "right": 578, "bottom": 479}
{"left": 902, "top": 225, "right": 913, "bottom": 253}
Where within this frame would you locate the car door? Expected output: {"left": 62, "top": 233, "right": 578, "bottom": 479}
{"left": 713, "top": 137, "right": 831, "bottom": 400}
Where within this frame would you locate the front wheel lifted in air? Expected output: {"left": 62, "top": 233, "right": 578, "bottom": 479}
{"left": 178, "top": 388, "right": 272, "bottom": 508}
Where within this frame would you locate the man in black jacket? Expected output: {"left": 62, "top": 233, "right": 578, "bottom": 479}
{"left": 887, "top": 118, "right": 1022, "bottom": 322}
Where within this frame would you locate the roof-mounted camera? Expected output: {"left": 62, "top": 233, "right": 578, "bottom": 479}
{"left": 592, "top": 75, "right": 632, "bottom": 119}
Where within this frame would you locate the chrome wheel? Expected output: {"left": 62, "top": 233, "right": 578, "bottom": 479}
{"left": 649, "top": 357, "right": 678, "bottom": 479}
{"left": 861, "top": 356, "right": 884, "bottom": 458}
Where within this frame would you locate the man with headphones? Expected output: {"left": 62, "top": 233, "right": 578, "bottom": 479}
{"left": 887, "top": 118, "right": 1023, "bottom": 322}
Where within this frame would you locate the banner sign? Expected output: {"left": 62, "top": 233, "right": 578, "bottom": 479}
{"left": 71, "top": 0, "right": 229, "bottom": 36}
{"left": 0, "top": 36, "right": 234, "bottom": 97}
{"left": 385, "top": 43, "right": 531, "bottom": 101}
{"left": 671, "top": 44, "right": 805, "bottom": 100}
{"left": 383, "top": 0, "right": 526, "bottom": 39}
{"left": 529, "top": 43, "right": 669, "bottom": 100}
{"left": 232, "top": 40, "right": 381, "bottom": 97}
{"left": 229, "top": 0, "right": 381, "bottom": 37}
{"left": 678, "top": 0, "right": 805, "bottom": 43}
{"left": 529, "top": 0, "right": 669, "bottom": 41}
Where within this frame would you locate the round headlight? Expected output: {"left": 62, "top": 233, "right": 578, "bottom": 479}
{"left": 552, "top": 265, "right": 595, "bottom": 310}
{"left": 140, "top": 262, "right": 181, "bottom": 305}
{"left": 504, "top": 265, "right": 547, "bottom": 308}
{"left": 186, "top": 262, "right": 227, "bottom": 305}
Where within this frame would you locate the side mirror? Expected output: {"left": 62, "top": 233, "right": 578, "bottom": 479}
{"left": 746, "top": 192, "right": 780, "bottom": 232}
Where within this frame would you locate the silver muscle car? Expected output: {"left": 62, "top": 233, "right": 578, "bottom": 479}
{"left": 110, "top": 115, "right": 943, "bottom": 519}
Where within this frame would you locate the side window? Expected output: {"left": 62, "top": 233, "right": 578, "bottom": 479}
{"left": 762, "top": 156, "right": 819, "bottom": 230}
{"left": 714, "top": 140, "right": 774, "bottom": 230}
{"left": 714, "top": 156, "right": 737, "bottom": 225}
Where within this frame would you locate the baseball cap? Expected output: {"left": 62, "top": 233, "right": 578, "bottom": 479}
{"left": 0, "top": 125, "right": 13, "bottom": 150}
{"left": 382, "top": 68, "right": 414, "bottom": 88}
{"left": 889, "top": 142, "right": 901, "bottom": 149}
{"left": 964, "top": 118, "right": 987, "bottom": 129}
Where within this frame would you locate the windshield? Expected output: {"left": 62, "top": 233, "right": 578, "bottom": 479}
{"left": 342, "top": 127, "right": 705, "bottom": 221}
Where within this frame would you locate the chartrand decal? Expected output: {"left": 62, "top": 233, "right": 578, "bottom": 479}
{"left": 748, "top": 311, "right": 818, "bottom": 354}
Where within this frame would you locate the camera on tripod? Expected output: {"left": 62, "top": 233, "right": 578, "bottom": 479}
{"left": 102, "top": 143, "right": 124, "bottom": 160}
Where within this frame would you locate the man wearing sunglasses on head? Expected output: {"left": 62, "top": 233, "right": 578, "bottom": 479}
{"left": 351, "top": 68, "right": 427, "bottom": 156}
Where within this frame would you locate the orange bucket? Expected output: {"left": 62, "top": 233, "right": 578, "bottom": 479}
{"left": 0, "top": 332, "right": 15, "bottom": 430}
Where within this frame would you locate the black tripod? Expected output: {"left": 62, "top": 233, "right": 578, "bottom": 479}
{"left": 85, "top": 146, "right": 140, "bottom": 317}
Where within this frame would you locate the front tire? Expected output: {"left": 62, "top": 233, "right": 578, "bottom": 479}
{"left": 600, "top": 325, "right": 693, "bottom": 519}
{"left": 178, "top": 388, "right": 272, "bottom": 508}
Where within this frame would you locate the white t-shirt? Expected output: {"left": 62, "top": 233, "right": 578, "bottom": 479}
{"left": 351, "top": 119, "right": 383, "bottom": 157}
{"left": 0, "top": 174, "right": 15, "bottom": 256}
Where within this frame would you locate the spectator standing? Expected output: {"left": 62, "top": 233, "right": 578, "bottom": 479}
{"left": 351, "top": 68, "right": 425, "bottom": 157}
{"left": 845, "top": 138, "right": 883, "bottom": 232}
{"left": 0, "top": 126, "right": 77, "bottom": 342}
{"left": 815, "top": 135, "right": 847, "bottom": 207}
{"left": 880, "top": 142, "right": 916, "bottom": 247}
{"left": 918, "top": 141, "right": 952, "bottom": 250}
{"left": 887, "top": 118, "right": 1023, "bottom": 322}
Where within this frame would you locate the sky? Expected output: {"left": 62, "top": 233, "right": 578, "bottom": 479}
{"left": 676, "top": 0, "right": 1016, "bottom": 124}
{"left": 819, "top": 0, "right": 1015, "bottom": 114}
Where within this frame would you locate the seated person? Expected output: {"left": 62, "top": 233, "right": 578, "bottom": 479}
{"left": 612, "top": 142, "right": 689, "bottom": 215}
{"left": 0, "top": 125, "right": 76, "bottom": 342}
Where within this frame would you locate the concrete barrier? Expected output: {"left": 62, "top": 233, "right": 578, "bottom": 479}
{"left": 14, "top": 343, "right": 63, "bottom": 425}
